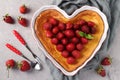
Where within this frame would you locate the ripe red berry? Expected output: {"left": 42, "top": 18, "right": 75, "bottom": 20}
{"left": 73, "top": 24, "right": 80, "bottom": 29}
{"left": 96, "top": 65, "right": 106, "bottom": 77}
{"left": 66, "top": 22, "right": 73, "bottom": 29}
{"left": 80, "top": 37, "right": 88, "bottom": 44}
{"left": 51, "top": 38, "right": 59, "bottom": 45}
{"left": 64, "top": 30, "right": 75, "bottom": 38}
{"left": 6, "top": 59, "right": 16, "bottom": 69}
{"left": 56, "top": 44, "right": 64, "bottom": 52}
{"left": 3, "top": 14, "right": 14, "bottom": 24}
{"left": 46, "top": 30, "right": 53, "bottom": 38}
{"left": 71, "top": 37, "right": 79, "bottom": 44}
{"left": 43, "top": 22, "right": 52, "bottom": 30}
{"left": 19, "top": 4, "right": 28, "bottom": 14}
{"left": 101, "top": 56, "right": 112, "bottom": 66}
{"left": 61, "top": 38, "right": 68, "bottom": 45}
{"left": 76, "top": 43, "right": 84, "bottom": 51}
{"left": 57, "top": 32, "right": 64, "bottom": 40}
{"left": 18, "top": 16, "right": 27, "bottom": 27}
{"left": 72, "top": 50, "right": 81, "bottom": 59}
{"left": 81, "top": 25, "right": 90, "bottom": 33}
{"left": 77, "top": 19, "right": 87, "bottom": 26}
{"left": 87, "top": 21, "right": 95, "bottom": 27}
{"left": 52, "top": 27, "right": 59, "bottom": 34}
{"left": 49, "top": 18, "right": 58, "bottom": 26}
{"left": 66, "top": 43, "right": 75, "bottom": 52}
{"left": 67, "top": 57, "right": 76, "bottom": 64}
{"left": 61, "top": 50, "right": 69, "bottom": 58}
{"left": 18, "top": 60, "right": 31, "bottom": 71}
{"left": 58, "top": 22, "right": 66, "bottom": 30}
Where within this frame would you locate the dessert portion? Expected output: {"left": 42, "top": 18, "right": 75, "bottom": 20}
{"left": 34, "top": 9, "right": 104, "bottom": 72}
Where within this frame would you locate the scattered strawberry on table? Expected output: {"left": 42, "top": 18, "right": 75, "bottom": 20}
{"left": 18, "top": 60, "right": 31, "bottom": 71}
{"left": 101, "top": 56, "right": 112, "bottom": 66}
{"left": 18, "top": 16, "right": 28, "bottom": 27}
{"left": 3, "top": 14, "right": 14, "bottom": 24}
{"left": 19, "top": 4, "right": 28, "bottom": 14}
{"left": 5, "top": 59, "right": 16, "bottom": 77}
{"left": 96, "top": 65, "right": 106, "bottom": 77}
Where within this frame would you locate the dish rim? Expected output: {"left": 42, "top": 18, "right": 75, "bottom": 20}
{"left": 31, "top": 5, "right": 109, "bottom": 76}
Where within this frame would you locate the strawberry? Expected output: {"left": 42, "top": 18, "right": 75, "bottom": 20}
{"left": 72, "top": 50, "right": 81, "bottom": 59}
{"left": 56, "top": 44, "right": 64, "bottom": 52}
{"left": 6, "top": 59, "right": 16, "bottom": 69}
{"left": 3, "top": 14, "right": 14, "bottom": 24}
{"left": 96, "top": 65, "right": 106, "bottom": 77}
{"left": 67, "top": 57, "right": 76, "bottom": 64}
{"left": 101, "top": 56, "right": 112, "bottom": 66}
{"left": 80, "top": 37, "right": 88, "bottom": 44}
{"left": 19, "top": 4, "right": 28, "bottom": 14}
{"left": 18, "top": 60, "right": 31, "bottom": 71}
{"left": 5, "top": 59, "right": 16, "bottom": 77}
{"left": 81, "top": 25, "right": 90, "bottom": 33}
{"left": 61, "top": 50, "right": 69, "bottom": 58}
{"left": 18, "top": 16, "right": 27, "bottom": 27}
{"left": 66, "top": 43, "right": 75, "bottom": 52}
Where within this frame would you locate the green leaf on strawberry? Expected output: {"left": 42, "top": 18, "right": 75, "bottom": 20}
{"left": 79, "top": 31, "right": 94, "bottom": 39}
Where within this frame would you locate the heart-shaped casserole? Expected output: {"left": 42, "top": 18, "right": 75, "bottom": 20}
{"left": 31, "top": 5, "right": 108, "bottom": 76}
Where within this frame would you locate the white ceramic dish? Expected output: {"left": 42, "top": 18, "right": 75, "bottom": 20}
{"left": 31, "top": 5, "right": 109, "bottom": 76}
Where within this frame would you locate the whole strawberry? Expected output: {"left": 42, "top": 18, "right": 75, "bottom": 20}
{"left": 96, "top": 65, "right": 106, "bottom": 77}
{"left": 101, "top": 56, "right": 112, "bottom": 66}
{"left": 5, "top": 59, "right": 16, "bottom": 77}
{"left": 18, "top": 16, "right": 27, "bottom": 27}
{"left": 18, "top": 60, "right": 31, "bottom": 71}
{"left": 3, "top": 14, "right": 14, "bottom": 24}
{"left": 19, "top": 4, "right": 28, "bottom": 14}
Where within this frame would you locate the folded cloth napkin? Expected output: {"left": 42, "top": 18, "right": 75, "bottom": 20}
{"left": 45, "top": 0, "right": 119, "bottom": 80}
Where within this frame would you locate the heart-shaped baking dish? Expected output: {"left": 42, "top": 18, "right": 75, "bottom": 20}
{"left": 31, "top": 5, "right": 108, "bottom": 76}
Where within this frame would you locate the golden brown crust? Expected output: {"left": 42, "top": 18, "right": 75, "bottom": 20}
{"left": 34, "top": 9, "right": 104, "bottom": 72}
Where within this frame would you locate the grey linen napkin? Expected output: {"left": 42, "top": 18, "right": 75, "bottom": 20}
{"left": 45, "top": 0, "right": 119, "bottom": 80}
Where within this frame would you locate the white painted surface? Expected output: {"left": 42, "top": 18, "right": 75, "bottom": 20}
{"left": 0, "top": 0, "right": 120, "bottom": 80}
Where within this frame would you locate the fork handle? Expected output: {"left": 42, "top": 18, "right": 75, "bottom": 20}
{"left": 13, "top": 30, "right": 26, "bottom": 45}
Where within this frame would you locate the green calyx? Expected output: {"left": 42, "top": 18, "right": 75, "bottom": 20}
{"left": 79, "top": 31, "right": 94, "bottom": 39}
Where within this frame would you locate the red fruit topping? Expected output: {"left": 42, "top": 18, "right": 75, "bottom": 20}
{"left": 75, "top": 30, "right": 81, "bottom": 38}
{"left": 96, "top": 65, "right": 106, "bottom": 77}
{"left": 43, "top": 22, "right": 52, "bottom": 30}
{"left": 19, "top": 4, "right": 28, "bottom": 14}
{"left": 18, "top": 60, "right": 31, "bottom": 71}
{"left": 87, "top": 21, "right": 95, "bottom": 27}
{"left": 101, "top": 56, "right": 112, "bottom": 66}
{"left": 51, "top": 38, "right": 59, "bottom": 45}
{"left": 72, "top": 50, "right": 81, "bottom": 59}
{"left": 3, "top": 14, "right": 14, "bottom": 24}
{"left": 80, "top": 37, "right": 88, "bottom": 44}
{"left": 18, "top": 16, "right": 27, "bottom": 27}
{"left": 64, "top": 30, "right": 75, "bottom": 38}
{"left": 73, "top": 24, "right": 80, "bottom": 29}
{"left": 57, "top": 32, "right": 64, "bottom": 40}
{"left": 46, "top": 31, "right": 53, "bottom": 38}
{"left": 61, "top": 50, "right": 69, "bottom": 58}
{"left": 76, "top": 43, "right": 84, "bottom": 51}
{"left": 66, "top": 22, "right": 73, "bottom": 29}
{"left": 67, "top": 57, "right": 76, "bottom": 64}
{"left": 90, "top": 27, "right": 96, "bottom": 34}
{"left": 49, "top": 18, "right": 58, "bottom": 26}
{"left": 61, "top": 38, "right": 68, "bottom": 45}
{"left": 56, "top": 44, "right": 64, "bottom": 52}
{"left": 58, "top": 22, "right": 66, "bottom": 30}
{"left": 77, "top": 19, "right": 87, "bottom": 26}
{"left": 6, "top": 59, "right": 16, "bottom": 68}
{"left": 66, "top": 43, "right": 75, "bottom": 52}
{"left": 81, "top": 25, "right": 90, "bottom": 33}
{"left": 71, "top": 37, "right": 79, "bottom": 44}
{"left": 52, "top": 27, "right": 59, "bottom": 34}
